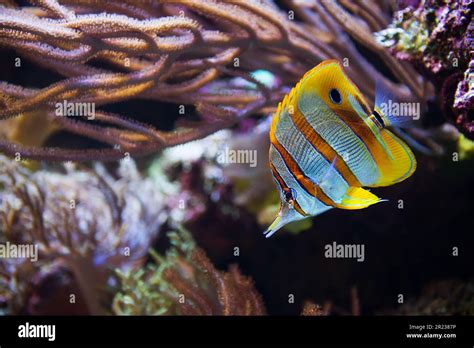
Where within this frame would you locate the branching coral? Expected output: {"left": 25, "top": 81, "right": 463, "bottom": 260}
{"left": 0, "top": 154, "right": 165, "bottom": 314}
{"left": 300, "top": 301, "right": 326, "bottom": 316}
{"left": 112, "top": 228, "right": 266, "bottom": 315}
{"left": 0, "top": 0, "right": 427, "bottom": 161}
{"left": 0, "top": 155, "right": 267, "bottom": 315}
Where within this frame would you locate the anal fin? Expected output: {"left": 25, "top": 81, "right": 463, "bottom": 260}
{"left": 339, "top": 187, "right": 385, "bottom": 210}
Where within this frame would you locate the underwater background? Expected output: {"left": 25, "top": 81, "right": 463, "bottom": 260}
{"left": 0, "top": 0, "right": 473, "bottom": 316}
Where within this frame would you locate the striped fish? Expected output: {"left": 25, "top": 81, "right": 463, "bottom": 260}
{"left": 265, "top": 60, "right": 416, "bottom": 238}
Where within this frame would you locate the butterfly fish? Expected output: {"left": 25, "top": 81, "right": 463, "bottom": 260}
{"left": 265, "top": 59, "right": 416, "bottom": 238}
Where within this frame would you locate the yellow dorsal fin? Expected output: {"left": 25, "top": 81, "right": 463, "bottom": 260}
{"left": 368, "top": 129, "right": 417, "bottom": 187}
{"left": 270, "top": 81, "right": 299, "bottom": 135}
{"left": 301, "top": 59, "right": 340, "bottom": 80}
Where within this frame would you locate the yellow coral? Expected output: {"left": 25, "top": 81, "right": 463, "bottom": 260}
{"left": 457, "top": 134, "right": 474, "bottom": 160}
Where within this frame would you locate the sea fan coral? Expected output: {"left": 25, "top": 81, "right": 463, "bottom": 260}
{"left": 112, "top": 229, "right": 266, "bottom": 315}
{"left": 0, "top": 155, "right": 165, "bottom": 314}
{"left": 0, "top": 0, "right": 427, "bottom": 161}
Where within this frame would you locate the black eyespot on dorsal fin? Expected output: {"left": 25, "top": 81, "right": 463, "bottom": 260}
{"left": 372, "top": 109, "right": 385, "bottom": 128}
{"left": 283, "top": 187, "right": 297, "bottom": 202}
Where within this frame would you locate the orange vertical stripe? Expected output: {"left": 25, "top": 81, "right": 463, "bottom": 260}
{"left": 332, "top": 108, "right": 392, "bottom": 173}
{"left": 269, "top": 161, "right": 307, "bottom": 216}
{"left": 270, "top": 134, "right": 338, "bottom": 208}
{"left": 291, "top": 107, "right": 361, "bottom": 187}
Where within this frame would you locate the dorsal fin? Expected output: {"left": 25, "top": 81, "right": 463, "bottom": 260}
{"left": 367, "top": 129, "right": 417, "bottom": 187}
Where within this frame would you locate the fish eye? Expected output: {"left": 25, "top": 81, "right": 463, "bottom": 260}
{"left": 329, "top": 88, "right": 342, "bottom": 104}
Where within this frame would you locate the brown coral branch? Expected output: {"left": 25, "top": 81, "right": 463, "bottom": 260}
{"left": 301, "top": 301, "right": 325, "bottom": 316}
{"left": 0, "top": 0, "right": 427, "bottom": 161}
{"left": 320, "top": 0, "right": 424, "bottom": 100}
